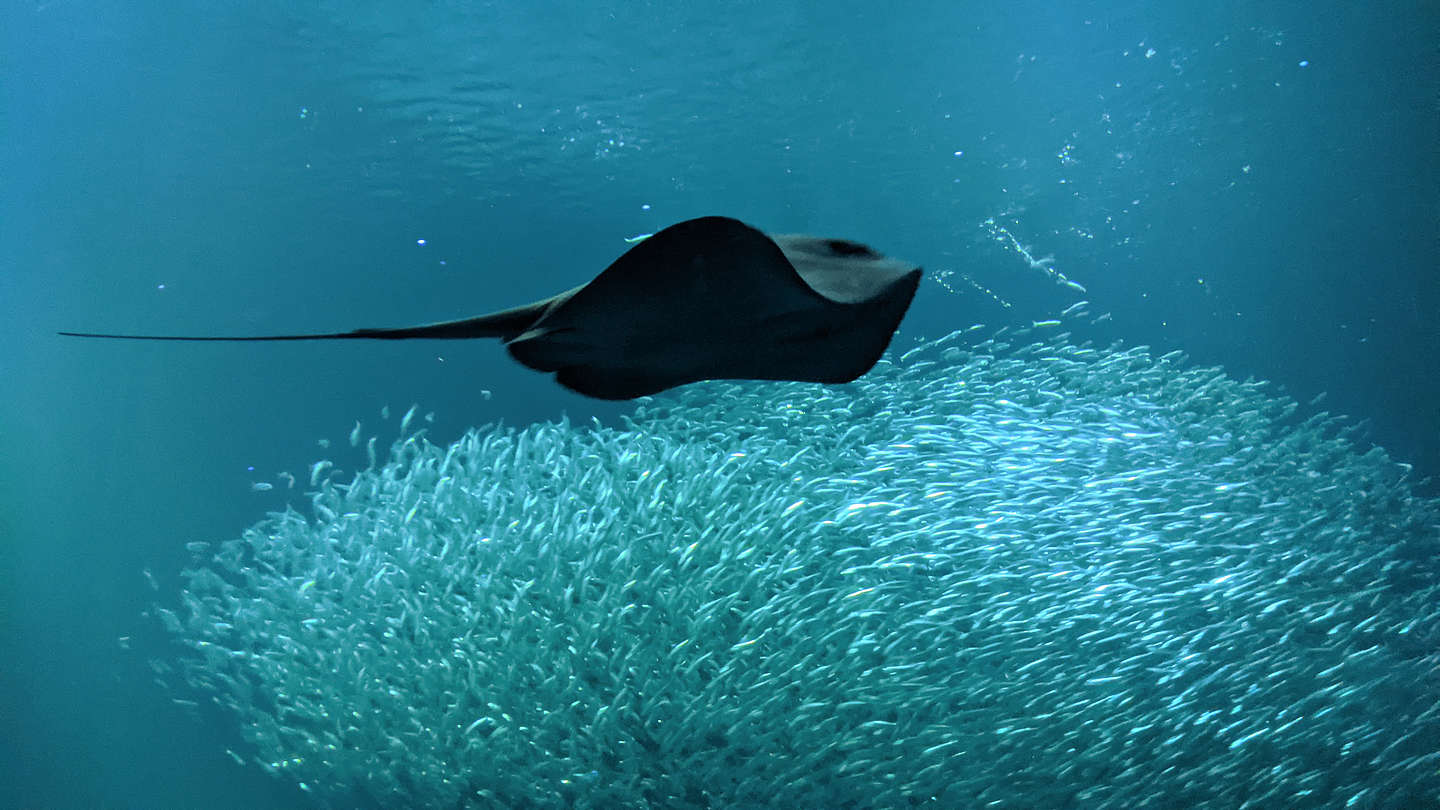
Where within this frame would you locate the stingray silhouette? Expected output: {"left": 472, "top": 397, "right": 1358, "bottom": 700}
{"left": 59, "top": 216, "right": 922, "bottom": 400}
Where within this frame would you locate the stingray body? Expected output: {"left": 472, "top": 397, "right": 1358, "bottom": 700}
{"left": 60, "top": 216, "right": 922, "bottom": 400}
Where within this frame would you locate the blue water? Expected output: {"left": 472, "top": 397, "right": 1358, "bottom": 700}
{"left": 2, "top": 1, "right": 1435, "bottom": 807}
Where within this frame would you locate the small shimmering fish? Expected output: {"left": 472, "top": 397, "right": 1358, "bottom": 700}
{"left": 148, "top": 326, "right": 1437, "bottom": 808}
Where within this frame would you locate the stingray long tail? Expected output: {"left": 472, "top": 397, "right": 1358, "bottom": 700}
{"left": 58, "top": 304, "right": 547, "bottom": 343}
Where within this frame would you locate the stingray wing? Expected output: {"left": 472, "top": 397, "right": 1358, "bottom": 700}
{"left": 533, "top": 216, "right": 834, "bottom": 349}
{"left": 504, "top": 217, "right": 830, "bottom": 385}
{"left": 505, "top": 216, "right": 921, "bottom": 400}
{"left": 570, "top": 217, "right": 827, "bottom": 314}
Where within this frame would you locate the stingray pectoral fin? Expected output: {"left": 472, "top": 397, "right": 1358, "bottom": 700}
{"left": 569, "top": 216, "right": 823, "bottom": 317}
{"left": 506, "top": 325, "right": 688, "bottom": 398}
{"left": 553, "top": 365, "right": 683, "bottom": 400}
{"left": 57, "top": 297, "right": 556, "bottom": 343}
{"left": 504, "top": 326, "right": 587, "bottom": 372}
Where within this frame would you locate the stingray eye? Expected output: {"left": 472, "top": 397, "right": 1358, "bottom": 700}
{"left": 825, "top": 239, "right": 879, "bottom": 258}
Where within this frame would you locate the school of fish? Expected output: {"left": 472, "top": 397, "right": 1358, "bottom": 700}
{"left": 161, "top": 327, "right": 1440, "bottom": 808}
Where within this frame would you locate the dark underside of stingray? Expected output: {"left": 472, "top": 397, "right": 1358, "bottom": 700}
{"left": 59, "top": 216, "right": 923, "bottom": 400}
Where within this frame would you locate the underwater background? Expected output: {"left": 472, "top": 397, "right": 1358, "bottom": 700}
{"left": 2, "top": 1, "right": 1437, "bottom": 808}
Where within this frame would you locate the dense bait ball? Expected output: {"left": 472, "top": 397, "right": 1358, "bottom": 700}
{"left": 164, "top": 329, "right": 1440, "bottom": 809}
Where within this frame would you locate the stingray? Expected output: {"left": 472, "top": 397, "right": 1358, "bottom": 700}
{"left": 59, "top": 216, "right": 923, "bottom": 400}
